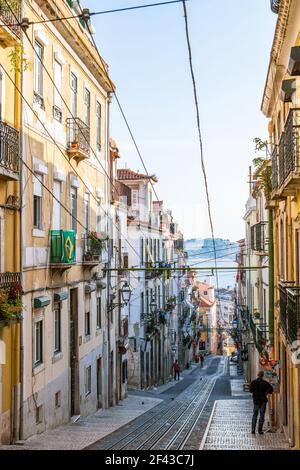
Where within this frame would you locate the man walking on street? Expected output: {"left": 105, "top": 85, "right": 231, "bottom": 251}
{"left": 200, "top": 354, "right": 204, "bottom": 368}
{"left": 172, "top": 359, "right": 180, "bottom": 381}
{"left": 250, "top": 370, "right": 273, "bottom": 435}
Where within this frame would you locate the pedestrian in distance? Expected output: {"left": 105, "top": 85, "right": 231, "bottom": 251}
{"left": 200, "top": 354, "right": 204, "bottom": 368}
{"left": 250, "top": 370, "right": 273, "bottom": 435}
{"left": 172, "top": 359, "right": 180, "bottom": 381}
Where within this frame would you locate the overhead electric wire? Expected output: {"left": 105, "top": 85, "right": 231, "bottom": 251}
{"left": 4, "top": 0, "right": 163, "bottom": 262}
{"left": 1, "top": 1, "right": 187, "bottom": 27}
{"left": 76, "top": 1, "right": 160, "bottom": 203}
{"left": 0, "top": 62, "right": 142, "bottom": 264}
{"left": 3, "top": 1, "right": 125, "bottom": 206}
{"left": 181, "top": 0, "right": 224, "bottom": 321}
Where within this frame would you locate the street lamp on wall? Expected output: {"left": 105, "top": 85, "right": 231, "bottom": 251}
{"left": 150, "top": 298, "right": 157, "bottom": 315}
{"left": 108, "top": 280, "right": 132, "bottom": 312}
{"left": 120, "top": 281, "right": 132, "bottom": 306}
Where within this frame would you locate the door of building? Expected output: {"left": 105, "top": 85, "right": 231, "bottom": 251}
{"left": 109, "top": 350, "right": 114, "bottom": 406}
{"left": 97, "top": 357, "right": 102, "bottom": 410}
{"left": 140, "top": 350, "right": 144, "bottom": 389}
{"left": 70, "top": 288, "right": 79, "bottom": 416}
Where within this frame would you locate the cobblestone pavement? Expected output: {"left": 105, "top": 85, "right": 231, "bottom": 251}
{"left": 0, "top": 356, "right": 291, "bottom": 451}
{"left": 200, "top": 399, "right": 290, "bottom": 450}
{"left": 0, "top": 394, "right": 162, "bottom": 450}
{"left": 87, "top": 355, "right": 224, "bottom": 450}
{"left": 0, "top": 359, "right": 200, "bottom": 451}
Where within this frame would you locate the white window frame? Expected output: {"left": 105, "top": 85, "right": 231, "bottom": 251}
{"left": 84, "top": 365, "right": 92, "bottom": 396}
{"left": 70, "top": 71, "right": 78, "bottom": 121}
{"left": 34, "top": 41, "right": 43, "bottom": 99}
{"left": 131, "top": 189, "right": 139, "bottom": 210}
{"left": 84, "top": 87, "right": 91, "bottom": 128}
{"left": 96, "top": 295, "right": 101, "bottom": 330}
{"left": 33, "top": 173, "right": 43, "bottom": 230}
{"left": 96, "top": 100, "right": 101, "bottom": 151}
{"left": 53, "top": 59, "right": 62, "bottom": 120}
{"left": 70, "top": 186, "right": 77, "bottom": 232}
{"left": 83, "top": 192, "right": 90, "bottom": 235}
{"left": 34, "top": 318, "right": 43, "bottom": 367}
{"left": 53, "top": 303, "right": 61, "bottom": 354}
{"left": 52, "top": 180, "right": 61, "bottom": 230}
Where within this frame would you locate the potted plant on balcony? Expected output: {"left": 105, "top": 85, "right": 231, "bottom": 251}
{"left": 0, "top": 0, "right": 19, "bottom": 14}
{"left": 166, "top": 295, "right": 176, "bottom": 311}
{"left": 253, "top": 309, "right": 261, "bottom": 320}
{"left": 84, "top": 231, "right": 108, "bottom": 261}
{"left": 0, "top": 283, "right": 23, "bottom": 325}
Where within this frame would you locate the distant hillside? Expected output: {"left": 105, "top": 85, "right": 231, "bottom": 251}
{"left": 184, "top": 238, "right": 238, "bottom": 260}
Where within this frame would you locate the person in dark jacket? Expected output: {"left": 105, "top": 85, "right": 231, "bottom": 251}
{"left": 250, "top": 370, "right": 273, "bottom": 434}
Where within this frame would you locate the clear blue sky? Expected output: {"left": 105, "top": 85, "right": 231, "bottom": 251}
{"left": 84, "top": 0, "right": 276, "bottom": 241}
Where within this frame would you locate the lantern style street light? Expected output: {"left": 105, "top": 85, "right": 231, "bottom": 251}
{"left": 120, "top": 281, "right": 132, "bottom": 306}
{"left": 150, "top": 298, "right": 157, "bottom": 315}
{"left": 108, "top": 280, "right": 132, "bottom": 312}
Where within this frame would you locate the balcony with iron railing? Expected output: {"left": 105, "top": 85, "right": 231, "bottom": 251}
{"left": 0, "top": 120, "right": 20, "bottom": 180}
{"left": 270, "top": 0, "right": 280, "bottom": 14}
{"left": 82, "top": 233, "right": 103, "bottom": 267}
{"left": 250, "top": 222, "right": 268, "bottom": 254}
{"left": 0, "top": 271, "right": 21, "bottom": 289}
{"left": 279, "top": 281, "right": 289, "bottom": 336}
{"left": 0, "top": 0, "right": 21, "bottom": 46}
{"left": 271, "top": 147, "right": 278, "bottom": 191}
{"left": 66, "top": 118, "right": 90, "bottom": 162}
{"left": 286, "top": 287, "right": 300, "bottom": 344}
{"left": 0, "top": 272, "right": 22, "bottom": 326}
{"left": 249, "top": 313, "right": 268, "bottom": 352}
{"left": 272, "top": 108, "right": 300, "bottom": 197}
{"left": 279, "top": 281, "right": 300, "bottom": 344}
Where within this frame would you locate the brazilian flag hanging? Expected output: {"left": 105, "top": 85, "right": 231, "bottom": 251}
{"left": 50, "top": 230, "right": 76, "bottom": 264}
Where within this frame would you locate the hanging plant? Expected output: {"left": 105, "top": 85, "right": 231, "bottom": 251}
{"left": 0, "top": 283, "right": 23, "bottom": 323}
{"left": 8, "top": 46, "right": 32, "bottom": 74}
{"left": 84, "top": 231, "right": 109, "bottom": 260}
{"left": 252, "top": 138, "right": 272, "bottom": 201}
{"left": 0, "top": 0, "right": 19, "bottom": 13}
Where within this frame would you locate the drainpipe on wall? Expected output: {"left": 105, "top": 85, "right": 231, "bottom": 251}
{"left": 106, "top": 94, "right": 111, "bottom": 409}
{"left": 19, "top": 40, "right": 24, "bottom": 441}
{"left": 12, "top": 44, "right": 22, "bottom": 443}
{"left": 268, "top": 209, "right": 274, "bottom": 346}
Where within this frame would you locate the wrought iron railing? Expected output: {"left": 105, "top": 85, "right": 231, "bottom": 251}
{"left": 0, "top": 120, "right": 20, "bottom": 174}
{"left": 286, "top": 287, "right": 300, "bottom": 344}
{"left": 82, "top": 234, "right": 102, "bottom": 263}
{"left": 249, "top": 314, "right": 256, "bottom": 344}
{"left": 271, "top": 147, "right": 278, "bottom": 190}
{"left": 279, "top": 282, "right": 288, "bottom": 336}
{"left": 250, "top": 222, "right": 268, "bottom": 252}
{"left": 0, "top": 0, "right": 21, "bottom": 38}
{"left": 0, "top": 272, "right": 21, "bottom": 289}
{"left": 256, "top": 324, "right": 268, "bottom": 353}
{"left": 278, "top": 132, "right": 286, "bottom": 186}
{"left": 277, "top": 109, "right": 300, "bottom": 187}
{"left": 66, "top": 118, "right": 90, "bottom": 156}
{"left": 270, "top": 0, "right": 280, "bottom": 14}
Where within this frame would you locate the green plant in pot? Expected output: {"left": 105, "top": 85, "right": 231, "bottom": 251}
{"left": 84, "top": 231, "right": 108, "bottom": 260}
{"left": 253, "top": 310, "right": 260, "bottom": 320}
{"left": 0, "top": 0, "right": 19, "bottom": 14}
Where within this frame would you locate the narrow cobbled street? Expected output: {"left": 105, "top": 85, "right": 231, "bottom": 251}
{"left": 0, "top": 356, "right": 290, "bottom": 451}
{"left": 88, "top": 356, "right": 289, "bottom": 451}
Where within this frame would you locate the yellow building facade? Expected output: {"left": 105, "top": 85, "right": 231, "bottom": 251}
{"left": 0, "top": 0, "right": 22, "bottom": 444}
{"left": 18, "top": 0, "right": 118, "bottom": 440}
{"left": 262, "top": 0, "right": 300, "bottom": 449}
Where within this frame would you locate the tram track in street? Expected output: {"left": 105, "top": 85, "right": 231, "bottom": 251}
{"left": 87, "top": 356, "right": 227, "bottom": 450}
